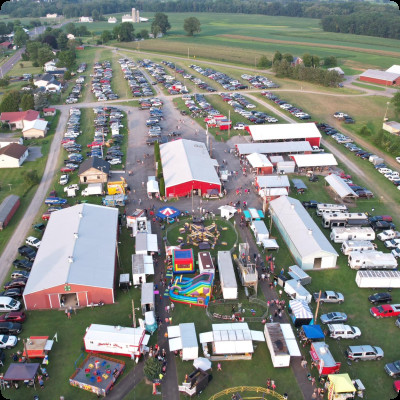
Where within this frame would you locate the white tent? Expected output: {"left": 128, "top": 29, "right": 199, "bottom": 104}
{"left": 132, "top": 254, "right": 154, "bottom": 285}
{"left": 168, "top": 323, "right": 198, "bottom": 360}
{"left": 218, "top": 205, "right": 237, "bottom": 220}
{"left": 246, "top": 153, "right": 273, "bottom": 168}
{"left": 291, "top": 153, "right": 338, "bottom": 168}
{"left": 147, "top": 177, "right": 159, "bottom": 194}
{"left": 135, "top": 232, "right": 159, "bottom": 255}
{"left": 141, "top": 282, "right": 154, "bottom": 314}
{"left": 325, "top": 174, "right": 358, "bottom": 199}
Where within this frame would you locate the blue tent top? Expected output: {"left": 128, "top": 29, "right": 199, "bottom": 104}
{"left": 173, "top": 249, "right": 193, "bottom": 259}
{"left": 156, "top": 206, "right": 181, "bottom": 220}
{"left": 302, "top": 325, "right": 324, "bottom": 340}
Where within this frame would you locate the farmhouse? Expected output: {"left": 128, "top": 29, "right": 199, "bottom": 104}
{"left": 245, "top": 123, "right": 321, "bottom": 147}
{"left": 0, "top": 110, "right": 39, "bottom": 130}
{"left": 269, "top": 196, "right": 338, "bottom": 270}
{"left": 78, "top": 158, "right": 110, "bottom": 184}
{"left": 108, "top": 17, "right": 117, "bottom": 23}
{"left": 22, "top": 119, "right": 48, "bottom": 139}
{"left": 0, "top": 143, "right": 28, "bottom": 168}
{"left": 383, "top": 121, "right": 400, "bottom": 135}
{"left": 46, "top": 14, "right": 58, "bottom": 18}
{"left": 34, "top": 74, "right": 62, "bottom": 92}
{"left": 359, "top": 69, "right": 400, "bottom": 86}
{"left": 328, "top": 67, "right": 345, "bottom": 76}
{"left": 44, "top": 60, "right": 58, "bottom": 72}
{"left": 160, "top": 139, "right": 221, "bottom": 198}
{"left": 79, "top": 16, "right": 93, "bottom": 23}
{"left": 235, "top": 141, "right": 312, "bottom": 156}
{"left": 23, "top": 204, "right": 119, "bottom": 310}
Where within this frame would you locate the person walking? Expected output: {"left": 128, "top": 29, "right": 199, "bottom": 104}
{"left": 217, "top": 363, "right": 222, "bottom": 371}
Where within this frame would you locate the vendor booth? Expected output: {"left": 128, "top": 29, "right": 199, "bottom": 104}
{"left": 218, "top": 205, "right": 237, "bottom": 220}
{"left": 289, "top": 299, "right": 314, "bottom": 327}
{"left": 126, "top": 209, "right": 145, "bottom": 228}
{"left": 144, "top": 311, "right": 158, "bottom": 335}
{"left": 157, "top": 206, "right": 181, "bottom": 221}
{"left": 131, "top": 217, "right": 151, "bottom": 237}
{"left": 147, "top": 176, "right": 159, "bottom": 199}
{"left": 327, "top": 374, "right": 362, "bottom": 400}
{"left": 132, "top": 254, "right": 154, "bottom": 285}
{"left": 288, "top": 265, "right": 312, "bottom": 285}
{"left": 168, "top": 323, "right": 199, "bottom": 360}
{"left": 4, "top": 363, "right": 40, "bottom": 387}
{"left": 135, "top": 232, "right": 158, "bottom": 255}
{"left": 23, "top": 336, "right": 54, "bottom": 358}
{"left": 141, "top": 283, "right": 155, "bottom": 314}
{"left": 300, "top": 325, "right": 325, "bottom": 343}
{"left": 69, "top": 354, "right": 125, "bottom": 397}
{"left": 310, "top": 342, "right": 341, "bottom": 376}
{"left": 243, "top": 208, "right": 264, "bottom": 221}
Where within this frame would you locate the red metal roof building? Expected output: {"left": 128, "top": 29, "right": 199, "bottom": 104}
{"left": 0, "top": 110, "right": 40, "bottom": 130}
{"left": 359, "top": 69, "right": 400, "bottom": 86}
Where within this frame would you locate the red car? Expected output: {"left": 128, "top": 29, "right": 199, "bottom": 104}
{"left": 370, "top": 304, "right": 400, "bottom": 318}
{"left": 60, "top": 167, "right": 74, "bottom": 173}
{"left": 42, "top": 212, "right": 51, "bottom": 221}
{"left": 0, "top": 311, "right": 26, "bottom": 323}
{"left": 61, "top": 139, "right": 75, "bottom": 145}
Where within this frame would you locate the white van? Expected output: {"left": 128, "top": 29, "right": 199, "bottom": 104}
{"left": 341, "top": 240, "right": 376, "bottom": 255}
{"left": 0, "top": 296, "right": 22, "bottom": 312}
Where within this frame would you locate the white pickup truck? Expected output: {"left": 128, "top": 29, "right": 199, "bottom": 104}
{"left": 378, "top": 230, "right": 400, "bottom": 241}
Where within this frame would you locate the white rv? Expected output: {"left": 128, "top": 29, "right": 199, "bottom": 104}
{"left": 341, "top": 240, "right": 376, "bottom": 255}
{"left": 322, "top": 213, "right": 369, "bottom": 229}
{"left": 330, "top": 227, "right": 375, "bottom": 243}
{"left": 250, "top": 220, "right": 269, "bottom": 245}
{"left": 355, "top": 270, "right": 400, "bottom": 288}
{"left": 348, "top": 251, "right": 398, "bottom": 270}
{"left": 316, "top": 203, "right": 348, "bottom": 216}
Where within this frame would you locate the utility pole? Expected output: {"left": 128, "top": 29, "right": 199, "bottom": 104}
{"left": 132, "top": 299, "right": 137, "bottom": 328}
{"left": 187, "top": 47, "right": 189, "bottom": 59}
{"left": 314, "top": 290, "right": 322, "bottom": 323}
{"left": 228, "top": 110, "right": 231, "bottom": 138}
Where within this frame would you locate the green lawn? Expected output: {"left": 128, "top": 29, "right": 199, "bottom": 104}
{"left": 6, "top": 61, "right": 42, "bottom": 77}
{"left": 351, "top": 81, "right": 386, "bottom": 91}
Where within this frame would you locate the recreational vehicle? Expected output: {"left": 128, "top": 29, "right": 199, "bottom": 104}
{"left": 341, "top": 240, "right": 376, "bottom": 255}
{"left": 322, "top": 213, "right": 368, "bottom": 229}
{"left": 316, "top": 203, "right": 348, "bottom": 216}
{"left": 348, "top": 251, "right": 398, "bottom": 270}
{"left": 355, "top": 270, "right": 400, "bottom": 289}
{"left": 330, "top": 227, "right": 376, "bottom": 243}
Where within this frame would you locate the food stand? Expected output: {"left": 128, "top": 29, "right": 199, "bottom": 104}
{"left": 327, "top": 374, "right": 359, "bottom": 400}
{"left": 23, "top": 336, "right": 54, "bottom": 358}
{"left": 310, "top": 342, "right": 341, "bottom": 376}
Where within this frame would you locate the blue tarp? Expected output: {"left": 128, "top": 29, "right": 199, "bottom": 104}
{"left": 302, "top": 325, "right": 325, "bottom": 340}
{"left": 156, "top": 206, "right": 181, "bottom": 220}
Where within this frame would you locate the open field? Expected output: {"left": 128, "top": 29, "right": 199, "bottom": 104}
{"left": 351, "top": 81, "right": 386, "bottom": 91}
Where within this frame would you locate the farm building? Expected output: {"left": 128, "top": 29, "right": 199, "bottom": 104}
{"left": 23, "top": 204, "right": 119, "bottom": 310}
{"left": 290, "top": 154, "right": 338, "bottom": 170}
{"left": 0, "top": 195, "right": 20, "bottom": 230}
{"left": 78, "top": 158, "right": 110, "bottom": 184}
{"left": 255, "top": 175, "right": 290, "bottom": 193}
{"left": 245, "top": 123, "right": 321, "bottom": 147}
{"left": 0, "top": 143, "right": 28, "bottom": 168}
{"left": 135, "top": 232, "right": 158, "bottom": 255}
{"left": 22, "top": 119, "right": 48, "bottom": 139}
{"left": 235, "top": 141, "right": 312, "bottom": 156}
{"left": 386, "top": 65, "right": 400, "bottom": 74}
{"left": 0, "top": 110, "right": 39, "bottom": 130}
{"left": 43, "top": 108, "right": 56, "bottom": 117}
{"left": 325, "top": 174, "right": 358, "bottom": 200}
{"left": 383, "top": 121, "right": 400, "bottom": 135}
{"left": 160, "top": 139, "right": 221, "bottom": 197}
{"left": 359, "top": 69, "right": 400, "bottom": 86}
{"left": 328, "top": 67, "right": 345, "bottom": 76}
{"left": 269, "top": 196, "right": 338, "bottom": 270}
{"left": 246, "top": 153, "right": 273, "bottom": 175}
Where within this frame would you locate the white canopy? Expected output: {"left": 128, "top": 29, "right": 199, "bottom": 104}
{"left": 246, "top": 153, "right": 272, "bottom": 168}
{"left": 147, "top": 179, "right": 159, "bottom": 194}
{"left": 291, "top": 153, "right": 338, "bottom": 168}
{"left": 289, "top": 299, "right": 313, "bottom": 319}
{"left": 280, "top": 324, "right": 301, "bottom": 357}
{"left": 193, "top": 357, "right": 212, "bottom": 371}
{"left": 218, "top": 205, "right": 237, "bottom": 220}
{"left": 325, "top": 174, "right": 358, "bottom": 199}
{"left": 261, "top": 238, "right": 279, "bottom": 249}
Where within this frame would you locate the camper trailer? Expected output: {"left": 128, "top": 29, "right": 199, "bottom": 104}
{"left": 322, "top": 213, "right": 369, "bottom": 229}
{"left": 250, "top": 220, "right": 269, "bottom": 245}
{"left": 330, "top": 227, "right": 375, "bottom": 243}
{"left": 341, "top": 240, "right": 376, "bottom": 255}
{"left": 348, "top": 251, "right": 398, "bottom": 270}
{"left": 316, "top": 203, "right": 348, "bottom": 217}
{"left": 284, "top": 279, "right": 312, "bottom": 303}
{"left": 355, "top": 270, "right": 400, "bottom": 289}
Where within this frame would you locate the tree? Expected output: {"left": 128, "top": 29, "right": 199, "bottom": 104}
{"left": 273, "top": 51, "right": 282, "bottom": 64}
{"left": 0, "top": 91, "right": 21, "bottom": 112}
{"left": 0, "top": 77, "right": 10, "bottom": 87}
{"left": 34, "top": 91, "right": 48, "bottom": 111}
{"left": 302, "top": 53, "right": 313, "bottom": 67}
{"left": 42, "top": 35, "right": 58, "bottom": 49}
{"left": 324, "top": 56, "right": 337, "bottom": 68}
{"left": 359, "top": 125, "right": 372, "bottom": 137}
{"left": 57, "top": 50, "right": 76, "bottom": 70}
{"left": 65, "top": 23, "right": 76, "bottom": 36}
{"left": 282, "top": 53, "right": 293, "bottom": 63}
{"left": 391, "top": 91, "right": 400, "bottom": 116}
{"left": 92, "top": 10, "right": 100, "bottom": 21}
{"left": 64, "top": 70, "right": 72, "bottom": 80}
{"left": 37, "top": 46, "right": 54, "bottom": 67}
{"left": 76, "top": 25, "right": 90, "bottom": 37}
{"left": 57, "top": 33, "right": 69, "bottom": 51}
{"left": 14, "top": 27, "right": 29, "bottom": 47}
{"left": 184, "top": 17, "right": 201, "bottom": 36}
{"left": 143, "top": 357, "right": 161, "bottom": 382}
{"left": 101, "top": 30, "right": 112, "bottom": 44}
{"left": 139, "top": 29, "right": 149, "bottom": 40}
{"left": 24, "top": 170, "right": 40, "bottom": 186}
{"left": 152, "top": 13, "right": 171, "bottom": 35}
{"left": 257, "top": 55, "right": 271, "bottom": 69}
{"left": 20, "top": 93, "right": 34, "bottom": 111}
{"left": 114, "top": 23, "right": 134, "bottom": 42}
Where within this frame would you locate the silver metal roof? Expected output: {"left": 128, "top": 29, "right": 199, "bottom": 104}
{"left": 360, "top": 69, "right": 400, "bottom": 81}
{"left": 0, "top": 195, "right": 19, "bottom": 224}
{"left": 325, "top": 174, "right": 358, "bottom": 199}
{"left": 236, "top": 141, "right": 312, "bottom": 155}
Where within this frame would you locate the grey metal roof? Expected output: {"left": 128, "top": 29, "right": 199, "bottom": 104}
{"left": 141, "top": 282, "right": 154, "bottom": 305}
{"left": 78, "top": 157, "right": 110, "bottom": 175}
{"left": 180, "top": 323, "right": 198, "bottom": 349}
{"left": 235, "top": 141, "right": 312, "bottom": 155}
{"left": 269, "top": 196, "right": 338, "bottom": 259}
{"left": 325, "top": 174, "right": 358, "bottom": 198}
{"left": 292, "top": 179, "right": 307, "bottom": 190}
{"left": 217, "top": 251, "right": 237, "bottom": 289}
{"left": 360, "top": 69, "right": 400, "bottom": 81}
{"left": 23, "top": 204, "right": 118, "bottom": 295}
{"left": 0, "top": 195, "right": 19, "bottom": 223}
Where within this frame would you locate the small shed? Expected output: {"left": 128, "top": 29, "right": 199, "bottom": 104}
{"left": 246, "top": 153, "right": 273, "bottom": 175}
{"left": 141, "top": 283, "right": 154, "bottom": 314}
{"left": 288, "top": 265, "right": 312, "bottom": 285}
{"left": 168, "top": 323, "right": 199, "bottom": 360}
{"left": 325, "top": 174, "right": 358, "bottom": 199}
{"left": 132, "top": 254, "right": 154, "bottom": 285}
{"left": 0, "top": 195, "right": 20, "bottom": 230}
{"left": 328, "top": 67, "right": 345, "bottom": 76}
{"left": 135, "top": 232, "right": 158, "bottom": 255}
{"left": 250, "top": 220, "right": 269, "bottom": 245}
{"left": 218, "top": 205, "right": 237, "bottom": 220}
{"left": 198, "top": 252, "right": 215, "bottom": 274}
{"left": 78, "top": 158, "right": 110, "bottom": 184}
{"left": 382, "top": 121, "right": 400, "bottom": 135}
{"left": 276, "top": 161, "right": 295, "bottom": 174}
{"left": 284, "top": 279, "right": 312, "bottom": 303}
{"left": 217, "top": 251, "right": 238, "bottom": 299}
{"left": 288, "top": 299, "right": 313, "bottom": 327}
{"left": 292, "top": 179, "right": 307, "bottom": 193}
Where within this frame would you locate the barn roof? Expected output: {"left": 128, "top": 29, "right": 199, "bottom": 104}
{"left": 360, "top": 69, "right": 400, "bottom": 82}
{"left": 23, "top": 204, "right": 118, "bottom": 295}
{"left": 246, "top": 123, "right": 321, "bottom": 142}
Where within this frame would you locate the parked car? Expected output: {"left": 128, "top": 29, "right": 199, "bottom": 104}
{"left": 12, "top": 259, "right": 32, "bottom": 270}
{"left": 370, "top": 304, "right": 400, "bottom": 318}
{"left": 385, "top": 360, "right": 400, "bottom": 378}
{"left": 320, "top": 312, "right": 348, "bottom": 324}
{"left": 25, "top": 236, "right": 41, "bottom": 249}
{"left": 0, "top": 334, "right": 18, "bottom": 349}
{"left": 17, "top": 246, "right": 36, "bottom": 261}
{"left": 345, "top": 345, "right": 384, "bottom": 361}
{"left": 313, "top": 291, "right": 344, "bottom": 304}
{"left": 328, "top": 324, "right": 361, "bottom": 340}
{"left": 0, "top": 322, "right": 22, "bottom": 335}
{"left": 0, "top": 311, "right": 26, "bottom": 323}
{"left": 4, "top": 278, "right": 27, "bottom": 290}
{"left": 59, "top": 175, "right": 69, "bottom": 185}
{"left": 0, "top": 288, "right": 23, "bottom": 299}
{"left": 368, "top": 293, "right": 393, "bottom": 304}
{"left": 302, "top": 200, "right": 320, "bottom": 208}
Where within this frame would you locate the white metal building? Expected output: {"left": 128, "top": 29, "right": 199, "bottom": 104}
{"left": 217, "top": 251, "right": 237, "bottom": 299}
{"left": 325, "top": 174, "right": 358, "bottom": 199}
{"left": 291, "top": 153, "right": 338, "bottom": 169}
{"left": 132, "top": 254, "right": 154, "bottom": 285}
{"left": 236, "top": 141, "right": 312, "bottom": 156}
{"left": 135, "top": 232, "right": 158, "bottom": 255}
{"left": 168, "top": 323, "right": 199, "bottom": 360}
{"left": 269, "top": 196, "right": 338, "bottom": 270}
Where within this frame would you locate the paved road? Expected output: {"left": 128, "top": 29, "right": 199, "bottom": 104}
{"left": 0, "top": 47, "right": 25, "bottom": 78}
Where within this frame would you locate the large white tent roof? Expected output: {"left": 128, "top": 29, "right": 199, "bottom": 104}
{"left": 246, "top": 153, "right": 272, "bottom": 168}
{"left": 256, "top": 175, "right": 289, "bottom": 188}
{"left": 160, "top": 139, "right": 220, "bottom": 189}
{"left": 24, "top": 204, "right": 118, "bottom": 295}
{"left": 386, "top": 65, "right": 400, "bottom": 74}
{"left": 248, "top": 123, "right": 321, "bottom": 142}
{"left": 236, "top": 141, "right": 312, "bottom": 155}
{"left": 325, "top": 174, "right": 358, "bottom": 198}
{"left": 269, "top": 196, "right": 338, "bottom": 259}
{"left": 291, "top": 153, "right": 338, "bottom": 168}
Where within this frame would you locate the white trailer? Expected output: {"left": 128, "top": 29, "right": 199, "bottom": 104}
{"left": 288, "top": 265, "right": 312, "bottom": 285}
{"left": 316, "top": 203, "right": 348, "bottom": 216}
{"left": 341, "top": 240, "right": 376, "bottom": 255}
{"left": 276, "top": 161, "right": 295, "bottom": 174}
{"left": 217, "top": 251, "right": 238, "bottom": 299}
{"left": 330, "top": 227, "right": 375, "bottom": 243}
{"left": 250, "top": 220, "right": 269, "bottom": 245}
{"left": 81, "top": 183, "right": 103, "bottom": 197}
{"left": 198, "top": 251, "right": 215, "bottom": 274}
{"left": 322, "top": 212, "right": 368, "bottom": 228}
{"left": 284, "top": 279, "right": 312, "bottom": 303}
{"left": 355, "top": 270, "right": 400, "bottom": 288}
{"left": 348, "top": 251, "right": 398, "bottom": 270}
{"left": 83, "top": 324, "right": 149, "bottom": 358}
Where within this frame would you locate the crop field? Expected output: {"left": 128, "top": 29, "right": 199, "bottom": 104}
{"left": 112, "top": 12, "right": 400, "bottom": 70}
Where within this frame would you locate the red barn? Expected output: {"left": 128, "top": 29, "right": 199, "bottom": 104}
{"left": 23, "top": 204, "right": 118, "bottom": 310}
{"left": 245, "top": 123, "right": 321, "bottom": 147}
{"left": 359, "top": 69, "right": 400, "bottom": 86}
{"left": 160, "top": 139, "right": 221, "bottom": 198}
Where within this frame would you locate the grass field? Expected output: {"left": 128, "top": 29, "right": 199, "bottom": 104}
{"left": 108, "top": 12, "right": 400, "bottom": 71}
{"left": 351, "top": 81, "right": 386, "bottom": 91}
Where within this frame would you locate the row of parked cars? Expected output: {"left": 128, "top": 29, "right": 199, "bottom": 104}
{"left": 119, "top": 58, "right": 153, "bottom": 97}
{"left": 189, "top": 64, "right": 248, "bottom": 91}
{"left": 220, "top": 92, "right": 278, "bottom": 125}
{"left": 170, "top": 63, "right": 216, "bottom": 93}
{"left": 260, "top": 91, "right": 311, "bottom": 120}
{"left": 241, "top": 73, "right": 279, "bottom": 89}
{"left": 333, "top": 111, "right": 355, "bottom": 124}
{"left": 65, "top": 63, "right": 87, "bottom": 104}
{"left": 91, "top": 61, "right": 118, "bottom": 101}
{"left": 183, "top": 93, "right": 219, "bottom": 118}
